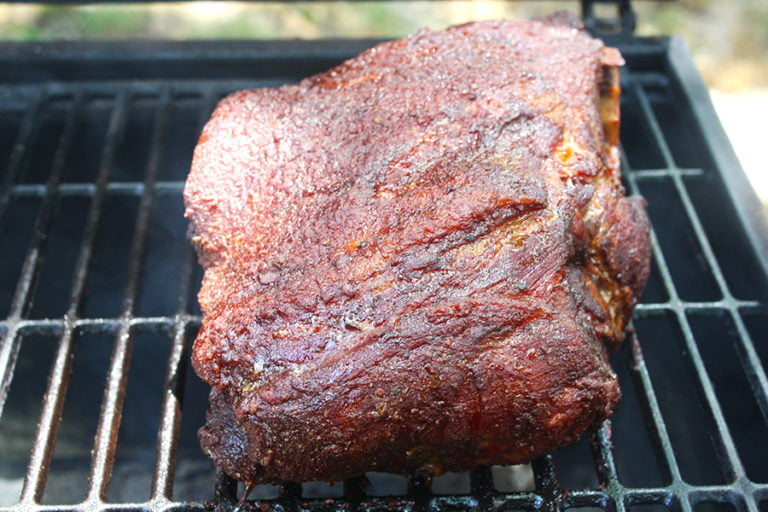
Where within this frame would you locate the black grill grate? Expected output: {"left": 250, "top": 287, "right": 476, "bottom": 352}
{"left": 1, "top": 36, "right": 768, "bottom": 512}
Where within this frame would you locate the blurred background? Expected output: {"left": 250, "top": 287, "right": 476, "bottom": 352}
{"left": 0, "top": 0, "right": 765, "bottom": 206}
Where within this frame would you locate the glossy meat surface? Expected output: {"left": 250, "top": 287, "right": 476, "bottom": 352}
{"left": 185, "top": 13, "right": 651, "bottom": 485}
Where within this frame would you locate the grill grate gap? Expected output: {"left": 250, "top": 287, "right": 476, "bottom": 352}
{"left": 157, "top": 94, "right": 209, "bottom": 183}
{"left": 630, "top": 504, "right": 672, "bottom": 512}
{"left": 632, "top": 313, "right": 729, "bottom": 485}
{"left": 693, "top": 502, "right": 740, "bottom": 512}
{"left": 0, "top": 197, "right": 40, "bottom": 321}
{"left": 686, "top": 312, "right": 768, "bottom": 483}
{"left": 61, "top": 96, "right": 114, "bottom": 185}
{"left": 683, "top": 175, "right": 768, "bottom": 302}
{"left": 108, "top": 327, "right": 174, "bottom": 503}
{"left": 634, "top": 177, "right": 721, "bottom": 302}
{"left": 364, "top": 473, "right": 409, "bottom": 497}
{"left": 431, "top": 472, "right": 471, "bottom": 496}
{"left": 618, "top": 81, "right": 665, "bottom": 170}
{"left": 637, "top": 258, "right": 670, "bottom": 305}
{"left": 553, "top": 438, "right": 599, "bottom": 490}
{"left": 641, "top": 84, "right": 709, "bottom": 171}
{"left": 111, "top": 94, "right": 159, "bottom": 183}
{"left": 135, "top": 191, "right": 188, "bottom": 318}
{"left": 27, "top": 196, "right": 92, "bottom": 319}
{"left": 0, "top": 111, "right": 24, "bottom": 189}
{"left": 81, "top": 193, "right": 142, "bottom": 318}
{"left": 18, "top": 96, "right": 73, "bottom": 186}
{"left": 608, "top": 344, "right": 669, "bottom": 488}
{"left": 490, "top": 465, "right": 536, "bottom": 493}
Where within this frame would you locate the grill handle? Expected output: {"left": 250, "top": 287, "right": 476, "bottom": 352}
{"left": 581, "top": 0, "right": 636, "bottom": 36}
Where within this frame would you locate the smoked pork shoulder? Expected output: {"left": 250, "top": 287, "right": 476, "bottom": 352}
{"left": 184, "top": 13, "right": 652, "bottom": 485}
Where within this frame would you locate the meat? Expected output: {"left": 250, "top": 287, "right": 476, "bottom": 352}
{"left": 184, "top": 12, "right": 652, "bottom": 486}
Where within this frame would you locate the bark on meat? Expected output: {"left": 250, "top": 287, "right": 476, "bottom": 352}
{"left": 184, "top": 13, "right": 652, "bottom": 485}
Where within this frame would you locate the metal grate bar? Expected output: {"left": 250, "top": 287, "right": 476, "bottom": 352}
{"left": 531, "top": 457, "right": 559, "bottom": 512}
{"left": 628, "top": 168, "right": 703, "bottom": 179}
{"left": 636, "top": 300, "right": 761, "bottom": 311}
{"left": 499, "top": 491, "right": 544, "bottom": 511}
{"left": 588, "top": 424, "right": 637, "bottom": 512}
{"left": 86, "top": 87, "right": 172, "bottom": 502}
{"left": 9, "top": 180, "right": 187, "bottom": 198}
{"left": 149, "top": 315, "right": 191, "bottom": 502}
{"left": 626, "top": 323, "right": 684, "bottom": 487}
{"left": 0, "top": 317, "right": 202, "bottom": 337}
{"left": 18, "top": 325, "right": 78, "bottom": 505}
{"left": 150, "top": 85, "right": 220, "bottom": 502}
{"left": 588, "top": 422, "right": 620, "bottom": 487}
{"left": 621, "top": 160, "right": 692, "bottom": 504}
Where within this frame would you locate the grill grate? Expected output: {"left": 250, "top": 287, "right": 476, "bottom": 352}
{"left": 1, "top": 35, "right": 768, "bottom": 512}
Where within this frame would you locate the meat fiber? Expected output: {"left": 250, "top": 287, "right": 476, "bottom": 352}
{"left": 184, "top": 13, "right": 652, "bottom": 485}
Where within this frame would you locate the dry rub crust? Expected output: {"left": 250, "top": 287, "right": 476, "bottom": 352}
{"left": 185, "top": 13, "right": 651, "bottom": 484}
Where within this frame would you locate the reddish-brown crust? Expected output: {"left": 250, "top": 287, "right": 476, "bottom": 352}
{"left": 185, "top": 13, "right": 651, "bottom": 484}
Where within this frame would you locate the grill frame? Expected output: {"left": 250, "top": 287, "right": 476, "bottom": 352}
{"left": 0, "top": 32, "right": 767, "bottom": 512}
